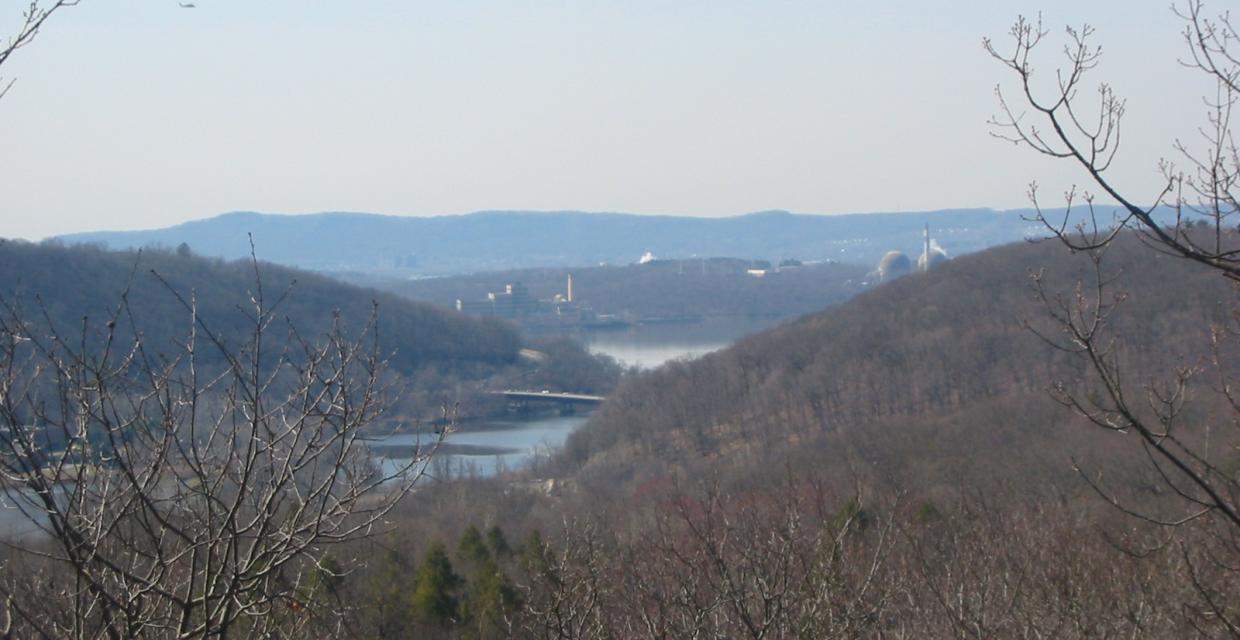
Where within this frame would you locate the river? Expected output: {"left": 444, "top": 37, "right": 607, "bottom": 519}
{"left": 370, "top": 414, "right": 590, "bottom": 478}
{"left": 0, "top": 317, "right": 782, "bottom": 539}
{"left": 579, "top": 315, "right": 783, "bottom": 369}
{"left": 372, "top": 316, "right": 783, "bottom": 476}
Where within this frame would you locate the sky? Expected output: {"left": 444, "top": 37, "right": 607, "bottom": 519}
{"left": 0, "top": 0, "right": 1215, "bottom": 240}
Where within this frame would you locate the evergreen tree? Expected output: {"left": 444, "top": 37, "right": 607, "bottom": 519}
{"left": 461, "top": 560, "right": 520, "bottom": 640}
{"left": 457, "top": 525, "right": 492, "bottom": 569}
{"left": 486, "top": 525, "right": 511, "bottom": 558}
{"left": 518, "top": 529, "right": 550, "bottom": 575}
{"left": 362, "top": 546, "right": 416, "bottom": 637}
{"left": 457, "top": 525, "right": 519, "bottom": 639}
{"left": 411, "top": 542, "right": 461, "bottom": 627}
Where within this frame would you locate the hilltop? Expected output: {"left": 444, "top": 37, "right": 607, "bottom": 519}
{"left": 356, "top": 232, "right": 1240, "bottom": 638}
{"left": 58, "top": 208, "right": 1066, "bottom": 276}
{"left": 0, "top": 240, "right": 620, "bottom": 420}
{"left": 552, "top": 233, "right": 1237, "bottom": 497}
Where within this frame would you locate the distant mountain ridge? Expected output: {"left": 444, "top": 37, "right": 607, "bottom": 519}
{"left": 56, "top": 208, "right": 1093, "bottom": 276}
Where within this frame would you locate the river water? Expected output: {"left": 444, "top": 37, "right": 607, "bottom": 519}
{"left": 371, "top": 414, "right": 590, "bottom": 478}
{"left": 579, "top": 315, "right": 782, "bottom": 369}
{"left": 373, "top": 316, "right": 783, "bottom": 476}
{"left": 0, "top": 318, "right": 781, "bottom": 539}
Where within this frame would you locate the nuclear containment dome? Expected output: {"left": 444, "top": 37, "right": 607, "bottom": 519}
{"left": 918, "top": 249, "right": 949, "bottom": 271}
{"left": 876, "top": 251, "right": 912, "bottom": 281}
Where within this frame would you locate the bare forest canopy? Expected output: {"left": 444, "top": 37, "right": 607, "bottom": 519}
{"left": 0, "top": 239, "right": 620, "bottom": 418}
{"left": 347, "top": 258, "right": 870, "bottom": 320}
{"left": 51, "top": 207, "right": 1170, "bottom": 277}
{"left": 552, "top": 233, "right": 1240, "bottom": 500}
{"left": 8, "top": 1, "right": 1240, "bottom": 633}
{"left": 335, "top": 231, "right": 1240, "bottom": 639}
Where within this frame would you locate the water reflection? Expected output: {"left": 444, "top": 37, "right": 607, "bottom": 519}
{"left": 371, "top": 414, "right": 589, "bottom": 478}
{"left": 580, "top": 316, "right": 782, "bottom": 369}
{"left": 372, "top": 316, "right": 784, "bottom": 476}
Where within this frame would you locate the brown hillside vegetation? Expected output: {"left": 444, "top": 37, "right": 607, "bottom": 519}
{"left": 559, "top": 234, "right": 1237, "bottom": 500}
{"left": 0, "top": 240, "right": 621, "bottom": 420}
{"left": 320, "top": 233, "right": 1239, "bottom": 638}
{"left": 6, "top": 234, "right": 1230, "bottom": 637}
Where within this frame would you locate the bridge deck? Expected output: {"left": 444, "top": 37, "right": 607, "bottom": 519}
{"left": 492, "top": 390, "right": 605, "bottom": 404}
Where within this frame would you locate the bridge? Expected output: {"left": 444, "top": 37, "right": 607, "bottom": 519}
{"left": 491, "top": 390, "right": 606, "bottom": 414}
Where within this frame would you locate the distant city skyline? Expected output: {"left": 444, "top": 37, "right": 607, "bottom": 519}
{"left": 0, "top": 1, "right": 1209, "bottom": 240}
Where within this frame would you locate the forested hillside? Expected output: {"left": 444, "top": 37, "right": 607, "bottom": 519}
{"left": 560, "top": 234, "right": 1237, "bottom": 495}
{"left": 315, "top": 233, "right": 1240, "bottom": 638}
{"left": 13, "top": 234, "right": 1231, "bottom": 638}
{"left": 0, "top": 240, "right": 619, "bottom": 418}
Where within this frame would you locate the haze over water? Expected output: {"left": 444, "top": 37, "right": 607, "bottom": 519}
{"left": 580, "top": 316, "right": 781, "bottom": 369}
{"left": 376, "top": 317, "right": 779, "bottom": 475}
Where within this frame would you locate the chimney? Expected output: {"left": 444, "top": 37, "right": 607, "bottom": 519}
{"left": 567, "top": 273, "right": 574, "bottom": 303}
{"left": 923, "top": 223, "right": 931, "bottom": 272}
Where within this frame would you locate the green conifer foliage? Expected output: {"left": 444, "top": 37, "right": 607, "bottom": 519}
{"left": 457, "top": 525, "right": 491, "bottom": 569}
{"left": 362, "top": 546, "right": 415, "bottom": 637}
{"left": 457, "top": 525, "right": 519, "bottom": 639}
{"left": 411, "top": 542, "right": 462, "bottom": 627}
{"left": 486, "top": 526, "right": 511, "bottom": 558}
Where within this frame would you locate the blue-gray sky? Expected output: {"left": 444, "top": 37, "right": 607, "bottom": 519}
{"left": 0, "top": 1, "right": 1211, "bottom": 240}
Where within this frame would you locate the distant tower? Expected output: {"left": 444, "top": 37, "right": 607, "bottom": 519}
{"left": 566, "top": 273, "right": 574, "bottom": 303}
{"left": 917, "top": 224, "right": 949, "bottom": 272}
{"left": 922, "top": 223, "right": 931, "bottom": 273}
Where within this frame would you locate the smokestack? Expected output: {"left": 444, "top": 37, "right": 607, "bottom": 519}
{"left": 567, "top": 273, "right": 574, "bottom": 303}
{"left": 923, "top": 223, "right": 931, "bottom": 273}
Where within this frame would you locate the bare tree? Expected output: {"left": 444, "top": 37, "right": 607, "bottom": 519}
{"left": 0, "top": 1, "right": 78, "bottom": 101}
{"left": 0, "top": 253, "right": 440, "bottom": 638}
{"left": 986, "top": 4, "right": 1240, "bottom": 280}
{"left": 988, "top": 3, "right": 1240, "bottom": 634}
{"left": 0, "top": 8, "right": 441, "bottom": 636}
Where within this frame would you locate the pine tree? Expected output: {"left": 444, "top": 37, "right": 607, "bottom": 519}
{"left": 411, "top": 542, "right": 462, "bottom": 627}
{"left": 486, "top": 525, "right": 512, "bottom": 558}
{"left": 457, "top": 525, "right": 491, "bottom": 568}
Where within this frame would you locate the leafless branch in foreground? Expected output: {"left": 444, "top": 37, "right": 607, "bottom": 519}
{"left": 0, "top": 248, "right": 440, "bottom": 639}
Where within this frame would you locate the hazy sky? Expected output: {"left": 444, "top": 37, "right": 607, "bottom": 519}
{"left": 0, "top": 1, "right": 1214, "bottom": 240}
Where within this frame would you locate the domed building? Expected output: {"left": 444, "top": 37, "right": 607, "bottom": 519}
{"left": 876, "top": 251, "right": 912, "bottom": 282}
{"left": 918, "top": 248, "right": 948, "bottom": 271}
{"left": 870, "top": 224, "right": 951, "bottom": 284}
